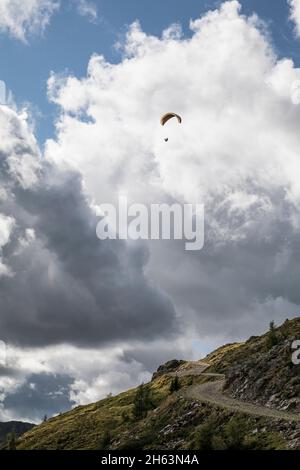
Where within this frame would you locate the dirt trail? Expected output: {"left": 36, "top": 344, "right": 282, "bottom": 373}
{"left": 183, "top": 378, "right": 300, "bottom": 422}
{"left": 170, "top": 361, "right": 300, "bottom": 422}
{"left": 170, "top": 362, "right": 213, "bottom": 377}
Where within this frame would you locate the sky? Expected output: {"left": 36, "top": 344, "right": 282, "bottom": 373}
{"left": 1, "top": 0, "right": 300, "bottom": 422}
{"left": 0, "top": 0, "right": 299, "bottom": 144}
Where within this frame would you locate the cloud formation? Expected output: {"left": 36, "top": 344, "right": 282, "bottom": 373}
{"left": 76, "top": 0, "right": 98, "bottom": 23}
{"left": 0, "top": 0, "right": 100, "bottom": 41}
{"left": 46, "top": 0, "right": 300, "bottom": 341}
{"left": 0, "top": 337, "right": 194, "bottom": 422}
{"left": 0, "top": 103, "right": 179, "bottom": 421}
{"left": 0, "top": 0, "right": 59, "bottom": 41}
{"left": 0, "top": 213, "right": 14, "bottom": 276}
{"left": 289, "top": 0, "right": 300, "bottom": 37}
{"left": 0, "top": 105, "right": 176, "bottom": 349}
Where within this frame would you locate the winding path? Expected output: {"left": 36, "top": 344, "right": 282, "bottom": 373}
{"left": 176, "top": 362, "right": 300, "bottom": 423}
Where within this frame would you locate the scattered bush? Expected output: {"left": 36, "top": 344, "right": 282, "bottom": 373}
{"left": 169, "top": 376, "right": 181, "bottom": 394}
{"left": 121, "top": 410, "right": 130, "bottom": 423}
{"left": 194, "top": 417, "right": 222, "bottom": 450}
{"left": 193, "top": 416, "right": 249, "bottom": 450}
{"left": 266, "top": 321, "right": 279, "bottom": 350}
{"left": 224, "top": 417, "right": 248, "bottom": 450}
{"left": 132, "top": 383, "right": 154, "bottom": 420}
{"left": 7, "top": 432, "right": 17, "bottom": 450}
{"left": 99, "top": 430, "right": 111, "bottom": 450}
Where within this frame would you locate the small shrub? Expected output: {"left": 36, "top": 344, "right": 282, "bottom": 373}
{"left": 99, "top": 430, "right": 111, "bottom": 450}
{"left": 121, "top": 410, "right": 130, "bottom": 423}
{"left": 7, "top": 432, "right": 17, "bottom": 450}
{"left": 169, "top": 376, "right": 181, "bottom": 394}
{"left": 132, "top": 383, "right": 154, "bottom": 420}
{"left": 193, "top": 416, "right": 249, "bottom": 451}
{"left": 266, "top": 321, "right": 279, "bottom": 350}
{"left": 194, "top": 417, "right": 221, "bottom": 450}
{"left": 224, "top": 417, "right": 248, "bottom": 450}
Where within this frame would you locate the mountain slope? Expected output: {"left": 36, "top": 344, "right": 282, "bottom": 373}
{"left": 0, "top": 421, "right": 34, "bottom": 447}
{"left": 205, "top": 318, "right": 300, "bottom": 412}
{"left": 16, "top": 317, "right": 300, "bottom": 450}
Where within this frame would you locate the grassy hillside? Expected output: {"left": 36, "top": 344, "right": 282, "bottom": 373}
{"left": 15, "top": 317, "right": 300, "bottom": 451}
{"left": 17, "top": 374, "right": 200, "bottom": 450}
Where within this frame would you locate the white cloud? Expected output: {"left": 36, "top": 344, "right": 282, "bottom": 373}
{"left": 46, "top": 0, "right": 300, "bottom": 340}
{"left": 76, "top": 0, "right": 98, "bottom": 23}
{"left": 0, "top": 214, "right": 14, "bottom": 248}
{"left": 0, "top": 106, "right": 41, "bottom": 188}
{"left": 0, "top": 0, "right": 59, "bottom": 41}
{"left": 0, "top": 336, "right": 193, "bottom": 421}
{"left": 0, "top": 0, "right": 100, "bottom": 42}
{"left": 0, "top": 213, "right": 14, "bottom": 277}
{"left": 46, "top": 0, "right": 300, "bottom": 228}
{"left": 289, "top": 0, "right": 300, "bottom": 37}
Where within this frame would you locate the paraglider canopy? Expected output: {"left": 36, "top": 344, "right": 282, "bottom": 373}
{"left": 160, "top": 112, "right": 182, "bottom": 126}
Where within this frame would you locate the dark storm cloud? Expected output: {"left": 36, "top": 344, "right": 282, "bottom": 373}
{"left": 148, "top": 183, "right": 300, "bottom": 340}
{"left": 0, "top": 109, "right": 176, "bottom": 348}
{"left": 3, "top": 373, "right": 75, "bottom": 422}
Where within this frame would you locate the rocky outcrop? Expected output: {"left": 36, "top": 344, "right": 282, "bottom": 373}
{"left": 223, "top": 324, "right": 300, "bottom": 413}
{"left": 152, "top": 359, "right": 186, "bottom": 380}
